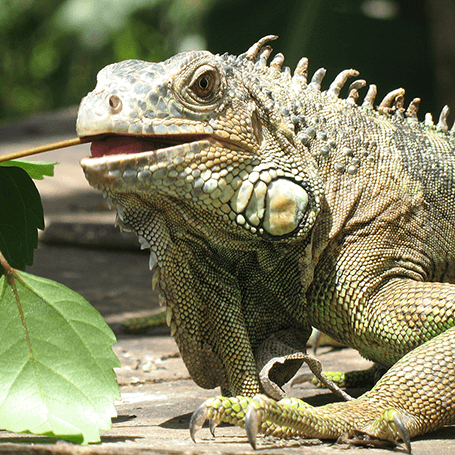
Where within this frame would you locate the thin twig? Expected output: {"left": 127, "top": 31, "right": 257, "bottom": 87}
{"left": 0, "top": 137, "right": 85, "bottom": 163}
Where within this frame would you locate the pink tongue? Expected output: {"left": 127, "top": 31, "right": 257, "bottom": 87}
{"left": 91, "top": 136, "right": 152, "bottom": 157}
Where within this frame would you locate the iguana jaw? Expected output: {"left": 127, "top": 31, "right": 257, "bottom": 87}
{"left": 80, "top": 130, "right": 317, "bottom": 241}
{"left": 79, "top": 133, "right": 214, "bottom": 195}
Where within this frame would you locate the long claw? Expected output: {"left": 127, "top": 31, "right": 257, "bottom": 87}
{"left": 209, "top": 419, "right": 220, "bottom": 437}
{"left": 393, "top": 412, "right": 412, "bottom": 454}
{"left": 245, "top": 403, "right": 259, "bottom": 449}
{"left": 189, "top": 402, "right": 208, "bottom": 442}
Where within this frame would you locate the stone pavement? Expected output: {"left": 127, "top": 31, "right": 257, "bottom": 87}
{"left": 0, "top": 110, "right": 454, "bottom": 454}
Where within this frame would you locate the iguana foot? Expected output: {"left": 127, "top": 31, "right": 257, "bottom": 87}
{"left": 190, "top": 394, "right": 411, "bottom": 452}
{"left": 190, "top": 395, "right": 310, "bottom": 443}
{"left": 190, "top": 396, "right": 251, "bottom": 442}
{"left": 337, "top": 419, "right": 410, "bottom": 453}
{"left": 245, "top": 395, "right": 411, "bottom": 452}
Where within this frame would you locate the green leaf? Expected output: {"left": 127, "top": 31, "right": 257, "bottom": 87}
{"left": 0, "top": 166, "right": 44, "bottom": 276}
{"left": 0, "top": 160, "right": 56, "bottom": 180}
{"left": 0, "top": 270, "right": 120, "bottom": 444}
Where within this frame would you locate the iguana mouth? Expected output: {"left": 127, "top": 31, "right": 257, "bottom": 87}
{"left": 88, "top": 134, "right": 211, "bottom": 158}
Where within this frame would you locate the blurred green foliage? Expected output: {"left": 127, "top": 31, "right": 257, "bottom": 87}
{"left": 204, "top": 0, "right": 436, "bottom": 115}
{"left": 0, "top": 0, "right": 438, "bottom": 123}
{"left": 0, "top": 0, "right": 211, "bottom": 122}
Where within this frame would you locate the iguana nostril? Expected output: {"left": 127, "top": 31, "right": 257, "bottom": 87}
{"left": 107, "top": 94, "right": 122, "bottom": 114}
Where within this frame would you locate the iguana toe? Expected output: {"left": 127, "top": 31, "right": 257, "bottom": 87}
{"left": 245, "top": 402, "right": 259, "bottom": 449}
{"left": 392, "top": 411, "right": 411, "bottom": 454}
{"left": 338, "top": 411, "right": 411, "bottom": 453}
{"left": 190, "top": 396, "right": 252, "bottom": 442}
{"left": 189, "top": 401, "right": 208, "bottom": 442}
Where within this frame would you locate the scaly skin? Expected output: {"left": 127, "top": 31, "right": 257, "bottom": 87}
{"left": 191, "top": 326, "right": 455, "bottom": 452}
{"left": 76, "top": 36, "right": 455, "bottom": 451}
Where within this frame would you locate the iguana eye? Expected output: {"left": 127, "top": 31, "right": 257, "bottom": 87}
{"left": 190, "top": 68, "right": 220, "bottom": 99}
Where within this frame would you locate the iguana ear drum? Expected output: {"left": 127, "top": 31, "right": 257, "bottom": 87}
{"left": 262, "top": 179, "right": 308, "bottom": 236}
{"left": 230, "top": 177, "right": 308, "bottom": 236}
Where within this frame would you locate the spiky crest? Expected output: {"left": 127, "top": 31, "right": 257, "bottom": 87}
{"left": 239, "top": 36, "right": 455, "bottom": 133}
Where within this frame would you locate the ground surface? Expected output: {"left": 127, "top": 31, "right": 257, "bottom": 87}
{"left": 0, "top": 109, "right": 454, "bottom": 454}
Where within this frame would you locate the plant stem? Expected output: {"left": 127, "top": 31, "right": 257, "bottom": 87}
{"left": 0, "top": 250, "right": 33, "bottom": 357}
{"left": 0, "top": 137, "right": 85, "bottom": 163}
{"left": 0, "top": 250, "right": 13, "bottom": 275}
{"left": 0, "top": 250, "right": 19, "bottom": 294}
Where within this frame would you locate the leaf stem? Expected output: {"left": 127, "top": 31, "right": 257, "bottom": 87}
{"left": 0, "top": 250, "right": 20, "bottom": 298}
{"left": 0, "top": 250, "right": 33, "bottom": 358}
{"left": 0, "top": 137, "right": 86, "bottom": 163}
{"left": 0, "top": 249, "right": 14, "bottom": 277}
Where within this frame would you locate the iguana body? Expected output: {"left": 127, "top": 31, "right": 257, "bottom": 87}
{"left": 76, "top": 36, "right": 455, "bottom": 451}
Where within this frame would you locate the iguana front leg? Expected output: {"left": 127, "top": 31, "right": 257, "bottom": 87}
{"left": 191, "top": 325, "right": 455, "bottom": 452}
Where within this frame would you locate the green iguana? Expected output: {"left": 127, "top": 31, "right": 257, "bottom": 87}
{"left": 76, "top": 36, "right": 455, "bottom": 452}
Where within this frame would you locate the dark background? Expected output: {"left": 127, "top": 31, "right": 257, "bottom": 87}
{"left": 1, "top": 0, "right": 454, "bottom": 125}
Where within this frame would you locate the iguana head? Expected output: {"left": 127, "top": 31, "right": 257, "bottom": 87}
{"left": 77, "top": 36, "right": 323, "bottom": 396}
{"left": 78, "top": 36, "right": 323, "bottom": 241}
